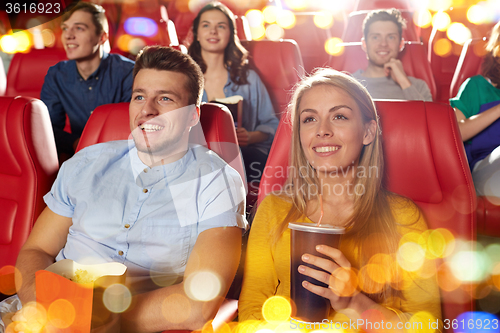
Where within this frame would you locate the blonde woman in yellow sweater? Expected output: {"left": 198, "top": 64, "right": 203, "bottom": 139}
{"left": 239, "top": 69, "right": 442, "bottom": 332}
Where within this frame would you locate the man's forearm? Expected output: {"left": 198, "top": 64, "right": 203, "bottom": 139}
{"left": 121, "top": 282, "right": 223, "bottom": 333}
{"left": 15, "top": 249, "right": 56, "bottom": 304}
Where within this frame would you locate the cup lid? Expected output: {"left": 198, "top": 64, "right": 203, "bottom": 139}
{"left": 288, "top": 222, "right": 345, "bottom": 234}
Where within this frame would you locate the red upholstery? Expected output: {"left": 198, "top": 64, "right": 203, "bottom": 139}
{"left": 5, "top": 48, "right": 67, "bottom": 99}
{"left": 341, "top": 10, "right": 419, "bottom": 43}
{"left": 75, "top": 101, "right": 243, "bottom": 331}
{"left": 240, "top": 40, "right": 305, "bottom": 118}
{"left": 76, "top": 102, "right": 244, "bottom": 191}
{"left": 353, "top": 0, "right": 412, "bottom": 10}
{"left": 329, "top": 42, "right": 437, "bottom": 101}
{"left": 0, "top": 96, "right": 59, "bottom": 295}
{"left": 427, "top": 27, "right": 460, "bottom": 103}
{"left": 258, "top": 101, "right": 475, "bottom": 329}
{"left": 449, "top": 38, "right": 488, "bottom": 99}
{"left": 0, "top": 59, "right": 5, "bottom": 96}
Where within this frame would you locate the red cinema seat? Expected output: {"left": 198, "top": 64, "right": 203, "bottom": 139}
{"left": 0, "top": 59, "right": 6, "bottom": 96}
{"left": 449, "top": 38, "right": 488, "bottom": 100}
{"left": 329, "top": 41, "right": 437, "bottom": 101}
{"left": 427, "top": 26, "right": 461, "bottom": 103}
{"left": 5, "top": 48, "right": 67, "bottom": 99}
{"left": 258, "top": 101, "right": 475, "bottom": 331}
{"left": 75, "top": 101, "right": 243, "bottom": 332}
{"left": 342, "top": 10, "right": 419, "bottom": 43}
{"left": 240, "top": 40, "right": 305, "bottom": 118}
{"left": 0, "top": 96, "right": 59, "bottom": 297}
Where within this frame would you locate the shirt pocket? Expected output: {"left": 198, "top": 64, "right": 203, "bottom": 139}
{"left": 140, "top": 220, "right": 191, "bottom": 269}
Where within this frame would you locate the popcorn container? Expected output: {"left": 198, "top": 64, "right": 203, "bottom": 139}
{"left": 35, "top": 259, "right": 128, "bottom": 333}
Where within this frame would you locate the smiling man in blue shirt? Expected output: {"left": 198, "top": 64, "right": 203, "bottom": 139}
{"left": 13, "top": 46, "right": 247, "bottom": 332}
{"left": 40, "top": 2, "right": 134, "bottom": 161}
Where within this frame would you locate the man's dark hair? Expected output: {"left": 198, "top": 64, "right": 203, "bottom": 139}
{"left": 362, "top": 8, "right": 407, "bottom": 41}
{"left": 62, "top": 2, "right": 108, "bottom": 36}
{"left": 134, "top": 46, "right": 204, "bottom": 107}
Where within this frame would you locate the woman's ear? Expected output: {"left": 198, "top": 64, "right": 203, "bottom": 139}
{"left": 363, "top": 120, "right": 377, "bottom": 145}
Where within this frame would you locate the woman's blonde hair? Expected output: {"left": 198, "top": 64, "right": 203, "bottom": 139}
{"left": 274, "top": 68, "right": 407, "bottom": 301}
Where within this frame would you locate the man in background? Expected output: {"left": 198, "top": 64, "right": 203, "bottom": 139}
{"left": 41, "top": 2, "right": 134, "bottom": 162}
{"left": 352, "top": 8, "right": 432, "bottom": 101}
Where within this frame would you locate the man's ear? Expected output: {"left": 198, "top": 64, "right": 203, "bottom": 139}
{"left": 399, "top": 38, "right": 405, "bottom": 52}
{"left": 189, "top": 106, "right": 200, "bottom": 127}
{"left": 99, "top": 31, "right": 109, "bottom": 45}
{"left": 361, "top": 38, "right": 367, "bottom": 52}
{"left": 363, "top": 120, "right": 377, "bottom": 145}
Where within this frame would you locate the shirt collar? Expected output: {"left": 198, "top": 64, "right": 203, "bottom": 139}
{"left": 128, "top": 142, "right": 196, "bottom": 187}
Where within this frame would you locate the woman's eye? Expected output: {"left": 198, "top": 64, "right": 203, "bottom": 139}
{"left": 333, "top": 114, "right": 347, "bottom": 120}
{"left": 302, "top": 117, "right": 315, "bottom": 123}
{"left": 218, "top": 25, "right": 226, "bottom": 29}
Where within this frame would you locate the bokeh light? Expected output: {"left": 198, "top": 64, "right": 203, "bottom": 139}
{"left": 285, "top": 0, "right": 308, "bottom": 11}
{"left": 128, "top": 38, "right": 147, "bottom": 55}
{"left": 117, "top": 34, "right": 134, "bottom": 52}
{"left": 428, "top": 0, "right": 452, "bottom": 12}
{"left": 313, "top": 11, "right": 334, "bottom": 29}
{"left": 48, "top": 299, "right": 76, "bottom": 329}
{"left": 447, "top": 22, "right": 472, "bottom": 45}
{"left": 450, "top": 249, "right": 490, "bottom": 282}
{"left": 185, "top": 271, "right": 221, "bottom": 302}
{"left": 456, "top": 311, "right": 500, "bottom": 333}
{"left": 432, "top": 11, "right": 451, "bottom": 31}
{"left": 426, "top": 228, "right": 455, "bottom": 257}
{"left": 492, "top": 263, "right": 500, "bottom": 291}
{"left": 0, "top": 265, "right": 18, "bottom": 295}
{"left": 13, "top": 31, "right": 32, "bottom": 53}
{"left": 325, "top": 37, "right": 344, "bottom": 56}
{"left": 250, "top": 25, "right": 265, "bottom": 40}
{"left": 103, "top": 283, "right": 132, "bottom": 313}
{"left": 358, "top": 264, "right": 385, "bottom": 294}
{"left": 397, "top": 242, "right": 425, "bottom": 272}
{"left": 246, "top": 9, "right": 264, "bottom": 28}
{"left": 263, "top": 6, "right": 278, "bottom": 24}
{"left": 124, "top": 17, "right": 158, "bottom": 37}
{"left": 41, "top": 29, "right": 56, "bottom": 47}
{"left": 0, "top": 35, "right": 17, "bottom": 53}
{"left": 261, "top": 296, "right": 291, "bottom": 322}
{"left": 413, "top": 9, "right": 432, "bottom": 28}
{"left": 265, "top": 24, "right": 284, "bottom": 41}
{"left": 467, "top": 4, "right": 487, "bottom": 25}
{"left": 276, "top": 10, "right": 296, "bottom": 29}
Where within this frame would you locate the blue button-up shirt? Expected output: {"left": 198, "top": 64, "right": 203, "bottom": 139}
{"left": 44, "top": 141, "right": 247, "bottom": 294}
{"left": 202, "top": 69, "right": 279, "bottom": 154}
{"left": 40, "top": 53, "right": 134, "bottom": 155}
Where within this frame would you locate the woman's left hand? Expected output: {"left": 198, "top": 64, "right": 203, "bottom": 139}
{"left": 299, "top": 245, "right": 359, "bottom": 312}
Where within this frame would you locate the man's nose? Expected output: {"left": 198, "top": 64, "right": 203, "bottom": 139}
{"left": 141, "top": 99, "right": 160, "bottom": 117}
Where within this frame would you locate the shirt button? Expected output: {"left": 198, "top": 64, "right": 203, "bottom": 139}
{"left": 118, "top": 251, "right": 124, "bottom": 256}
{"left": 89, "top": 87, "right": 92, "bottom": 90}
{"left": 143, "top": 168, "right": 148, "bottom": 173}
{"left": 96, "top": 76, "right": 99, "bottom": 80}
{"left": 124, "top": 224, "right": 130, "bottom": 228}
{"left": 143, "top": 188, "right": 148, "bottom": 193}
